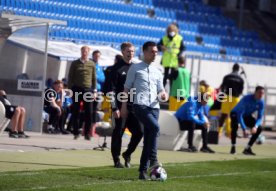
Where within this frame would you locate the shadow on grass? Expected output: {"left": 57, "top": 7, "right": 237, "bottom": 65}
{"left": 0, "top": 143, "right": 78, "bottom": 151}
{"left": 0, "top": 160, "right": 82, "bottom": 168}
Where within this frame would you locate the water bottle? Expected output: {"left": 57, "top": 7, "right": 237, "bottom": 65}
{"left": 26, "top": 118, "right": 33, "bottom": 131}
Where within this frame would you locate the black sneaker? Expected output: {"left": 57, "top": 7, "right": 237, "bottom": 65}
{"left": 188, "top": 146, "right": 198, "bottom": 152}
{"left": 84, "top": 134, "right": 91, "bottom": 141}
{"left": 114, "top": 161, "right": 124, "bottom": 168}
{"left": 243, "top": 148, "right": 256, "bottom": 156}
{"left": 73, "top": 134, "right": 79, "bottom": 140}
{"left": 230, "top": 146, "right": 236, "bottom": 154}
{"left": 200, "top": 146, "right": 215, "bottom": 153}
{"left": 149, "top": 160, "right": 162, "bottom": 170}
{"left": 18, "top": 132, "right": 29, "bottom": 139}
{"left": 122, "top": 152, "right": 131, "bottom": 168}
{"left": 9, "top": 131, "right": 18, "bottom": 138}
{"left": 61, "top": 130, "right": 70, "bottom": 135}
{"left": 139, "top": 171, "right": 150, "bottom": 180}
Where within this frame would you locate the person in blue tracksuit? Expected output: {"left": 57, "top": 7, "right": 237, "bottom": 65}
{"left": 175, "top": 92, "right": 215, "bottom": 153}
{"left": 91, "top": 50, "right": 105, "bottom": 123}
{"left": 230, "top": 86, "right": 265, "bottom": 155}
{"left": 92, "top": 50, "right": 105, "bottom": 92}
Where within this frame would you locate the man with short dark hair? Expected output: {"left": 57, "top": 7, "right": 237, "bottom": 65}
{"left": 110, "top": 42, "right": 143, "bottom": 168}
{"left": 91, "top": 50, "right": 105, "bottom": 125}
{"left": 44, "top": 80, "right": 64, "bottom": 134}
{"left": 230, "top": 86, "right": 265, "bottom": 155}
{"left": 219, "top": 63, "right": 244, "bottom": 137}
{"left": 175, "top": 92, "right": 215, "bottom": 153}
{"left": 122, "top": 41, "right": 168, "bottom": 180}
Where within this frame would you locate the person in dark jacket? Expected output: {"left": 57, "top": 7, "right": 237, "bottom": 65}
{"left": 219, "top": 63, "right": 244, "bottom": 137}
{"left": 110, "top": 42, "right": 143, "bottom": 168}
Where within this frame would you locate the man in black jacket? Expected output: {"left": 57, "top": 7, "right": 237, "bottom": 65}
{"left": 219, "top": 63, "right": 244, "bottom": 137}
{"left": 110, "top": 42, "right": 143, "bottom": 168}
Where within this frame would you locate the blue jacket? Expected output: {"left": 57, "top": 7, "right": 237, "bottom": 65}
{"left": 232, "top": 94, "right": 264, "bottom": 130}
{"left": 95, "top": 63, "right": 105, "bottom": 91}
{"left": 174, "top": 96, "right": 207, "bottom": 125}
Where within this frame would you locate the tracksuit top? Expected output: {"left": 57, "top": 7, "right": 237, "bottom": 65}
{"left": 231, "top": 94, "right": 264, "bottom": 130}
{"left": 174, "top": 96, "right": 207, "bottom": 125}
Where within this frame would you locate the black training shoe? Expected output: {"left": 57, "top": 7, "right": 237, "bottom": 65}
{"left": 122, "top": 152, "right": 131, "bottom": 168}
{"left": 243, "top": 148, "right": 256, "bottom": 156}
{"left": 84, "top": 134, "right": 91, "bottom": 141}
{"left": 9, "top": 131, "right": 18, "bottom": 138}
{"left": 149, "top": 160, "right": 162, "bottom": 170}
{"left": 73, "top": 134, "right": 79, "bottom": 140}
{"left": 18, "top": 132, "right": 29, "bottom": 139}
{"left": 139, "top": 171, "right": 150, "bottom": 180}
{"left": 114, "top": 161, "right": 124, "bottom": 168}
{"left": 200, "top": 146, "right": 215, "bottom": 153}
{"left": 230, "top": 146, "right": 236, "bottom": 154}
{"left": 188, "top": 146, "right": 198, "bottom": 152}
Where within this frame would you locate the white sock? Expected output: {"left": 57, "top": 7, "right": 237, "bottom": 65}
{"left": 232, "top": 144, "right": 236, "bottom": 147}
{"left": 245, "top": 145, "right": 250, "bottom": 149}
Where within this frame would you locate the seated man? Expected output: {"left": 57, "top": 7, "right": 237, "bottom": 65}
{"left": 44, "top": 80, "right": 63, "bottom": 133}
{"left": 0, "top": 90, "right": 29, "bottom": 138}
{"left": 174, "top": 92, "right": 215, "bottom": 153}
{"left": 230, "top": 86, "right": 265, "bottom": 155}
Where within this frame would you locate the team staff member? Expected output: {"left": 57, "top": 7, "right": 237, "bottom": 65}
{"left": 91, "top": 50, "right": 105, "bottom": 124}
{"left": 158, "top": 24, "right": 185, "bottom": 87}
{"left": 169, "top": 56, "right": 190, "bottom": 111}
{"left": 175, "top": 92, "right": 215, "bottom": 153}
{"left": 68, "top": 46, "right": 97, "bottom": 140}
{"left": 230, "top": 86, "right": 265, "bottom": 155}
{"left": 110, "top": 42, "right": 143, "bottom": 168}
{"left": 219, "top": 63, "right": 244, "bottom": 137}
{"left": 102, "top": 55, "right": 123, "bottom": 123}
{"left": 122, "top": 41, "right": 168, "bottom": 180}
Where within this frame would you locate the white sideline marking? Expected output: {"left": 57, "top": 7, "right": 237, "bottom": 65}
{"left": 0, "top": 172, "right": 41, "bottom": 177}
{"left": 8, "top": 170, "right": 276, "bottom": 191}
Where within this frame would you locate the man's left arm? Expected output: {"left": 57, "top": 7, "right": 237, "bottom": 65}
{"left": 157, "top": 71, "right": 167, "bottom": 100}
{"left": 92, "top": 64, "right": 97, "bottom": 93}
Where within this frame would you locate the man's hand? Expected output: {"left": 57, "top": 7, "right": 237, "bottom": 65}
{"left": 93, "top": 92, "right": 97, "bottom": 100}
{"left": 113, "top": 109, "right": 120, "bottom": 119}
{"left": 203, "top": 122, "right": 210, "bottom": 129}
{"left": 251, "top": 127, "right": 257, "bottom": 135}
{"left": 160, "top": 45, "right": 167, "bottom": 52}
{"left": 243, "top": 129, "right": 249, "bottom": 138}
{"left": 159, "top": 91, "right": 168, "bottom": 102}
{"left": 120, "top": 105, "right": 128, "bottom": 119}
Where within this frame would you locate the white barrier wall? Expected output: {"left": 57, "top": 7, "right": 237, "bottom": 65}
{"left": 7, "top": 94, "right": 42, "bottom": 133}
{"left": 185, "top": 58, "right": 276, "bottom": 91}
